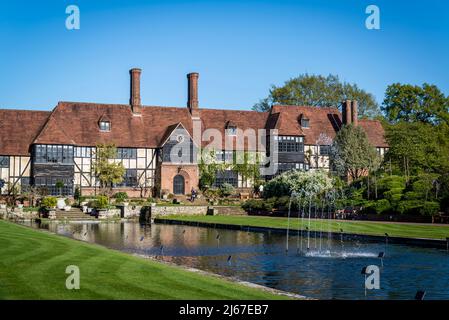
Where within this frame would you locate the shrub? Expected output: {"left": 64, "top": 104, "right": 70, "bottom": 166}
{"left": 203, "top": 188, "right": 220, "bottom": 199}
{"left": 362, "top": 200, "right": 376, "bottom": 214}
{"left": 374, "top": 199, "right": 391, "bottom": 214}
{"left": 219, "top": 183, "right": 235, "bottom": 197}
{"left": 241, "top": 199, "right": 273, "bottom": 212}
{"left": 93, "top": 195, "right": 109, "bottom": 209}
{"left": 411, "top": 173, "right": 439, "bottom": 200}
{"left": 383, "top": 191, "right": 402, "bottom": 203}
{"left": 403, "top": 191, "right": 420, "bottom": 200}
{"left": 264, "top": 170, "right": 333, "bottom": 199}
{"left": 420, "top": 201, "right": 440, "bottom": 216}
{"left": 113, "top": 192, "right": 128, "bottom": 203}
{"left": 397, "top": 200, "right": 423, "bottom": 215}
{"left": 377, "top": 175, "right": 406, "bottom": 193}
{"left": 147, "top": 197, "right": 155, "bottom": 203}
{"left": 41, "top": 196, "right": 57, "bottom": 209}
{"left": 275, "top": 196, "right": 291, "bottom": 210}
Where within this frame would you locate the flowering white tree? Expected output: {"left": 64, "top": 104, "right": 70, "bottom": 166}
{"left": 264, "top": 170, "right": 333, "bottom": 200}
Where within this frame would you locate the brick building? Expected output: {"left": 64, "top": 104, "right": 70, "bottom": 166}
{"left": 0, "top": 68, "right": 388, "bottom": 197}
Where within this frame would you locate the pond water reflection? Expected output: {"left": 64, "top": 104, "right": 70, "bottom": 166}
{"left": 24, "top": 220, "right": 449, "bottom": 300}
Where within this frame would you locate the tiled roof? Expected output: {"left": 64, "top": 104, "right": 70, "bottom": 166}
{"left": 0, "top": 109, "right": 51, "bottom": 156}
{"left": 0, "top": 102, "right": 388, "bottom": 155}
{"left": 269, "top": 105, "right": 342, "bottom": 144}
{"left": 359, "top": 119, "right": 389, "bottom": 148}
{"left": 33, "top": 102, "right": 194, "bottom": 148}
{"left": 198, "top": 108, "right": 270, "bottom": 151}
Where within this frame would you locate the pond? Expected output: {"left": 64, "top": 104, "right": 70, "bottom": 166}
{"left": 23, "top": 220, "right": 449, "bottom": 300}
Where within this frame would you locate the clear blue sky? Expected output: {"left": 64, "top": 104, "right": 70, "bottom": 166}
{"left": 0, "top": 0, "right": 448, "bottom": 111}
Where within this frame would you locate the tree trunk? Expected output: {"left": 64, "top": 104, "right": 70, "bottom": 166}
{"left": 374, "top": 174, "right": 378, "bottom": 199}
{"left": 367, "top": 173, "right": 370, "bottom": 200}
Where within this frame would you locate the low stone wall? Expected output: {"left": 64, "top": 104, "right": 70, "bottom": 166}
{"left": 98, "top": 209, "right": 121, "bottom": 220}
{"left": 0, "top": 208, "right": 39, "bottom": 220}
{"left": 149, "top": 205, "right": 247, "bottom": 218}
{"left": 150, "top": 205, "right": 209, "bottom": 217}
{"left": 212, "top": 206, "right": 246, "bottom": 216}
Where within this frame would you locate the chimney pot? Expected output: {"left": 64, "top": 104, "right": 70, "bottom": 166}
{"left": 187, "top": 72, "right": 199, "bottom": 116}
{"left": 130, "top": 68, "right": 142, "bottom": 114}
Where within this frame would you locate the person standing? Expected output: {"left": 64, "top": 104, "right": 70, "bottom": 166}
{"left": 258, "top": 184, "right": 264, "bottom": 198}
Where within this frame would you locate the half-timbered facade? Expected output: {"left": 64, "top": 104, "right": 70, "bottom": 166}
{"left": 0, "top": 68, "right": 388, "bottom": 196}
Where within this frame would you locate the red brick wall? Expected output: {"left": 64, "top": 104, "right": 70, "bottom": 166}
{"left": 160, "top": 164, "right": 199, "bottom": 195}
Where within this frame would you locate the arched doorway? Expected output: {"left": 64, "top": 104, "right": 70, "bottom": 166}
{"left": 173, "top": 175, "right": 185, "bottom": 195}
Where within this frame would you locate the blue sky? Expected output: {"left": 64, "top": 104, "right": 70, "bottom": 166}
{"left": 0, "top": 0, "right": 448, "bottom": 111}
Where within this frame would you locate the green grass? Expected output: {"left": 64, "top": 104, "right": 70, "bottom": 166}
{"left": 160, "top": 215, "right": 449, "bottom": 240}
{"left": 0, "top": 220, "right": 286, "bottom": 300}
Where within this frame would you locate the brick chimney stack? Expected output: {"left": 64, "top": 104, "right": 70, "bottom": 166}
{"left": 351, "top": 100, "right": 358, "bottom": 126}
{"left": 187, "top": 72, "right": 199, "bottom": 117}
{"left": 342, "top": 100, "right": 352, "bottom": 125}
{"left": 130, "top": 68, "right": 142, "bottom": 114}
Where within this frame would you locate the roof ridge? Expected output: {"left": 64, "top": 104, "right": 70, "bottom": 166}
{"left": 273, "top": 104, "right": 340, "bottom": 111}
{"left": 33, "top": 104, "right": 75, "bottom": 145}
{"left": 0, "top": 108, "right": 51, "bottom": 113}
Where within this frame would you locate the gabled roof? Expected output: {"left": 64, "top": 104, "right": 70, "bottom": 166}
{"left": 159, "top": 122, "right": 195, "bottom": 147}
{"left": 268, "top": 105, "right": 387, "bottom": 147}
{"left": 33, "top": 102, "right": 194, "bottom": 148}
{"left": 269, "top": 105, "right": 342, "bottom": 144}
{"left": 359, "top": 119, "right": 389, "bottom": 148}
{"left": 0, "top": 109, "right": 51, "bottom": 156}
{"left": 0, "top": 102, "right": 388, "bottom": 155}
{"left": 198, "top": 108, "right": 270, "bottom": 151}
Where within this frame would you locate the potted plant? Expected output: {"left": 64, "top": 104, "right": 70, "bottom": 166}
{"left": 41, "top": 196, "right": 57, "bottom": 209}
{"left": 40, "top": 196, "right": 57, "bottom": 218}
{"left": 161, "top": 189, "right": 170, "bottom": 200}
{"left": 64, "top": 198, "right": 71, "bottom": 211}
{"left": 113, "top": 192, "right": 129, "bottom": 206}
{"left": 95, "top": 195, "right": 109, "bottom": 211}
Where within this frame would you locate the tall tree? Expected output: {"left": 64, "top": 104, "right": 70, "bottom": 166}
{"left": 330, "top": 124, "right": 380, "bottom": 181}
{"left": 92, "top": 144, "right": 126, "bottom": 196}
{"left": 253, "top": 74, "right": 380, "bottom": 118}
{"left": 382, "top": 83, "right": 449, "bottom": 124}
{"left": 385, "top": 122, "right": 449, "bottom": 177}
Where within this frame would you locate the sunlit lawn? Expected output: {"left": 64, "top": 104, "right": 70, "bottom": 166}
{"left": 0, "top": 220, "right": 287, "bottom": 300}
{"left": 161, "top": 215, "right": 449, "bottom": 240}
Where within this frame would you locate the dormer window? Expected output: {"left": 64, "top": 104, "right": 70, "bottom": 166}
{"left": 226, "top": 126, "right": 237, "bottom": 136}
{"left": 225, "top": 121, "right": 237, "bottom": 136}
{"left": 300, "top": 118, "right": 310, "bottom": 128}
{"left": 99, "top": 121, "right": 111, "bottom": 132}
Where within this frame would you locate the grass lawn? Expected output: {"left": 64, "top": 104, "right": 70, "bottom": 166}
{"left": 160, "top": 215, "right": 449, "bottom": 240}
{"left": 0, "top": 220, "right": 286, "bottom": 300}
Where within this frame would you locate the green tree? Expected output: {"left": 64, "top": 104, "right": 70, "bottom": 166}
{"left": 253, "top": 74, "right": 380, "bottom": 118}
{"left": 198, "top": 149, "right": 226, "bottom": 190}
{"left": 330, "top": 124, "right": 380, "bottom": 181}
{"left": 382, "top": 83, "right": 449, "bottom": 124}
{"left": 232, "top": 151, "right": 262, "bottom": 186}
{"left": 385, "top": 122, "right": 449, "bottom": 178}
{"left": 92, "top": 144, "right": 126, "bottom": 196}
